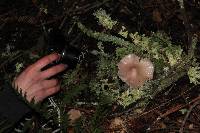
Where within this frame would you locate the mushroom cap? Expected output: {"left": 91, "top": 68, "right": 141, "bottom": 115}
{"left": 67, "top": 109, "right": 82, "bottom": 124}
{"left": 117, "top": 54, "right": 154, "bottom": 88}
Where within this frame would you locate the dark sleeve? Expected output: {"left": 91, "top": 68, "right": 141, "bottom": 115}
{"left": 0, "top": 84, "right": 32, "bottom": 129}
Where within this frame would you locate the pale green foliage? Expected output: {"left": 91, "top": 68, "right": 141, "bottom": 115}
{"left": 179, "top": 108, "right": 188, "bottom": 115}
{"left": 115, "top": 45, "right": 136, "bottom": 59}
{"left": 129, "top": 32, "right": 150, "bottom": 51}
{"left": 93, "top": 8, "right": 117, "bottom": 30}
{"left": 188, "top": 36, "right": 198, "bottom": 58}
{"left": 117, "top": 89, "right": 145, "bottom": 107}
{"left": 89, "top": 44, "right": 119, "bottom": 102}
{"left": 15, "top": 62, "right": 24, "bottom": 73}
{"left": 77, "top": 22, "right": 136, "bottom": 48}
{"left": 118, "top": 26, "right": 128, "bottom": 38}
{"left": 97, "top": 42, "right": 108, "bottom": 57}
{"left": 165, "top": 45, "right": 183, "bottom": 66}
{"left": 62, "top": 64, "right": 82, "bottom": 86}
{"left": 188, "top": 66, "right": 200, "bottom": 85}
{"left": 40, "top": 5, "right": 48, "bottom": 14}
{"left": 129, "top": 32, "right": 183, "bottom": 66}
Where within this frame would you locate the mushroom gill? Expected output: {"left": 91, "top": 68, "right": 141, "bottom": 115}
{"left": 117, "top": 54, "right": 154, "bottom": 88}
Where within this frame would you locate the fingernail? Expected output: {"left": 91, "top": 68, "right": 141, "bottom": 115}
{"left": 54, "top": 53, "right": 61, "bottom": 61}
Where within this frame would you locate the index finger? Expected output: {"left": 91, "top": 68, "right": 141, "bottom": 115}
{"left": 33, "top": 53, "right": 60, "bottom": 71}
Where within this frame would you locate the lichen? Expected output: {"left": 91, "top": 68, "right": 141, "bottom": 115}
{"left": 118, "top": 26, "right": 128, "bottom": 38}
{"left": 117, "top": 89, "right": 145, "bottom": 107}
{"left": 165, "top": 45, "right": 183, "bottom": 66}
{"left": 15, "top": 62, "right": 24, "bottom": 73}
{"left": 93, "top": 8, "right": 117, "bottom": 30}
{"left": 188, "top": 66, "right": 200, "bottom": 85}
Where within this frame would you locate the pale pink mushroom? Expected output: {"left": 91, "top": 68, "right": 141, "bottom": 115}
{"left": 67, "top": 109, "right": 82, "bottom": 125}
{"left": 117, "top": 54, "right": 154, "bottom": 88}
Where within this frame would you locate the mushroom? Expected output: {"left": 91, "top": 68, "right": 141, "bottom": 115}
{"left": 117, "top": 54, "right": 154, "bottom": 88}
{"left": 67, "top": 109, "right": 82, "bottom": 125}
{"left": 109, "top": 117, "right": 127, "bottom": 132}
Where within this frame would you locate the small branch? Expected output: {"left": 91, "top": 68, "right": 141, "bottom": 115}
{"left": 179, "top": 100, "right": 200, "bottom": 133}
{"left": 160, "top": 95, "right": 200, "bottom": 118}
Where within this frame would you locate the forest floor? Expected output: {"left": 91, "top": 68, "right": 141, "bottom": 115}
{"left": 0, "top": 0, "right": 200, "bottom": 132}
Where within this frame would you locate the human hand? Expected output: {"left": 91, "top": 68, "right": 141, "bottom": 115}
{"left": 13, "top": 53, "right": 67, "bottom": 103}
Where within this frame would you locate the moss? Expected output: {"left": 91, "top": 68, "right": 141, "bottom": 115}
{"left": 15, "top": 62, "right": 24, "bottom": 73}
{"left": 93, "top": 8, "right": 117, "bottom": 30}
{"left": 188, "top": 66, "right": 200, "bottom": 85}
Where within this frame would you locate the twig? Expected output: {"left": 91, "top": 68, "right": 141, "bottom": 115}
{"left": 48, "top": 97, "right": 61, "bottom": 128}
{"left": 160, "top": 95, "right": 200, "bottom": 118}
{"left": 147, "top": 95, "right": 200, "bottom": 132}
{"left": 135, "top": 87, "right": 194, "bottom": 118}
{"left": 179, "top": 100, "right": 200, "bottom": 133}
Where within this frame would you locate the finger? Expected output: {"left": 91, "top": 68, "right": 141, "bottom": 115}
{"left": 40, "top": 79, "right": 59, "bottom": 89}
{"left": 32, "top": 53, "right": 60, "bottom": 71}
{"left": 26, "top": 84, "right": 60, "bottom": 103}
{"left": 40, "top": 64, "right": 67, "bottom": 79}
{"left": 40, "top": 85, "right": 60, "bottom": 101}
